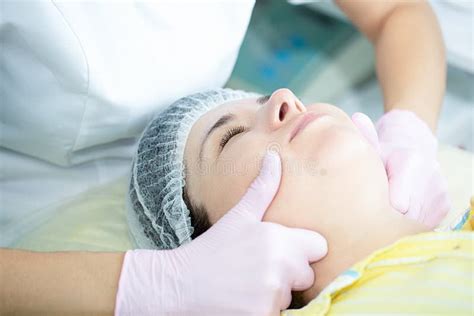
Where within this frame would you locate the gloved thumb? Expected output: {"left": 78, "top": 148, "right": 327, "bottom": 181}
{"left": 230, "top": 150, "right": 282, "bottom": 221}
{"left": 351, "top": 112, "right": 380, "bottom": 154}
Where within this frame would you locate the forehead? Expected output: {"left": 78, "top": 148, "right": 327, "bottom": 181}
{"left": 195, "top": 97, "right": 256, "bottom": 131}
{"left": 186, "top": 97, "right": 257, "bottom": 150}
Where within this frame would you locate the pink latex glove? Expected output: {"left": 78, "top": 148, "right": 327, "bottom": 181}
{"left": 115, "top": 151, "right": 328, "bottom": 316}
{"left": 351, "top": 111, "right": 450, "bottom": 229}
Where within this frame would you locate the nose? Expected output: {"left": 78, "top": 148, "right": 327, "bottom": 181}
{"left": 259, "top": 88, "right": 305, "bottom": 131}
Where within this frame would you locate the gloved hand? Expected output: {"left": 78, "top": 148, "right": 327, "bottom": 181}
{"left": 115, "top": 151, "right": 328, "bottom": 316}
{"left": 351, "top": 111, "right": 450, "bottom": 228}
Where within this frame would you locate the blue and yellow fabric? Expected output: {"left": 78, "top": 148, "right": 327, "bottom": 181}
{"left": 283, "top": 201, "right": 474, "bottom": 315}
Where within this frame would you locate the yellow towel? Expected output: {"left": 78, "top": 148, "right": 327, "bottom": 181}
{"left": 283, "top": 205, "right": 474, "bottom": 315}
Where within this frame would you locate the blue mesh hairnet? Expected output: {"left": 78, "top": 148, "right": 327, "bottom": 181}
{"left": 127, "top": 88, "right": 260, "bottom": 249}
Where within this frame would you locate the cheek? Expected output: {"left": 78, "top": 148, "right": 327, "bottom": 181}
{"left": 203, "top": 135, "right": 266, "bottom": 224}
{"left": 264, "top": 125, "right": 388, "bottom": 231}
{"left": 262, "top": 169, "right": 314, "bottom": 229}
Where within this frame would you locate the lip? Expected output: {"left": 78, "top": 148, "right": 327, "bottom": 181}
{"left": 289, "top": 112, "right": 327, "bottom": 142}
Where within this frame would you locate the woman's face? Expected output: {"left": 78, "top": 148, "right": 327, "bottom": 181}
{"left": 184, "top": 89, "right": 389, "bottom": 234}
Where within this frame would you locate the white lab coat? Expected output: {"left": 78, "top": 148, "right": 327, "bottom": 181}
{"left": 0, "top": 0, "right": 255, "bottom": 245}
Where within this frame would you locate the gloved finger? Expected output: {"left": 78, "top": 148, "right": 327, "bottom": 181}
{"left": 431, "top": 195, "right": 451, "bottom": 228}
{"left": 386, "top": 152, "right": 417, "bottom": 214}
{"left": 406, "top": 195, "right": 422, "bottom": 223}
{"left": 279, "top": 286, "right": 293, "bottom": 312}
{"left": 420, "top": 170, "right": 451, "bottom": 228}
{"left": 432, "top": 175, "right": 451, "bottom": 224}
{"left": 351, "top": 112, "right": 380, "bottom": 154}
{"left": 422, "top": 192, "right": 450, "bottom": 229}
{"left": 290, "top": 263, "right": 315, "bottom": 291}
{"left": 286, "top": 227, "right": 328, "bottom": 262}
{"left": 230, "top": 150, "right": 282, "bottom": 221}
{"left": 387, "top": 173, "right": 411, "bottom": 214}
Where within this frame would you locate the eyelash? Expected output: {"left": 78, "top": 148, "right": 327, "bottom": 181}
{"left": 219, "top": 126, "right": 247, "bottom": 150}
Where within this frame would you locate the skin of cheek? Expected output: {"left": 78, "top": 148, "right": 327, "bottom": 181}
{"left": 263, "top": 123, "right": 375, "bottom": 232}
{"left": 201, "top": 114, "right": 387, "bottom": 231}
{"left": 200, "top": 133, "right": 268, "bottom": 223}
{"left": 197, "top": 120, "right": 355, "bottom": 225}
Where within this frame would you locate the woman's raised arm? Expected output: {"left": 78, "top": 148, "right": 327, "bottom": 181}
{"left": 0, "top": 248, "right": 124, "bottom": 315}
{"left": 1, "top": 152, "right": 328, "bottom": 315}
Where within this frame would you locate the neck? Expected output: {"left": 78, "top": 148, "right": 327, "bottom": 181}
{"left": 301, "top": 204, "right": 430, "bottom": 303}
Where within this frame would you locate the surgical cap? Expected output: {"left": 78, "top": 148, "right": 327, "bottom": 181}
{"left": 127, "top": 88, "right": 260, "bottom": 250}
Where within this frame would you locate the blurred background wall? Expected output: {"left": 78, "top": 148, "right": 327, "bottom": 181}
{"left": 226, "top": 0, "right": 473, "bottom": 151}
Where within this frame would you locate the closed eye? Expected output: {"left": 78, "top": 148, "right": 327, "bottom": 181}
{"left": 219, "top": 126, "right": 247, "bottom": 150}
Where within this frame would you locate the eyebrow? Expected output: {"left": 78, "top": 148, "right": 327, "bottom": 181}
{"left": 257, "top": 95, "right": 271, "bottom": 105}
{"left": 199, "top": 113, "right": 235, "bottom": 161}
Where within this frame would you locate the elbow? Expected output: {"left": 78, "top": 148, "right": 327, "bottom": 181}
{"left": 365, "top": 0, "right": 432, "bottom": 43}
